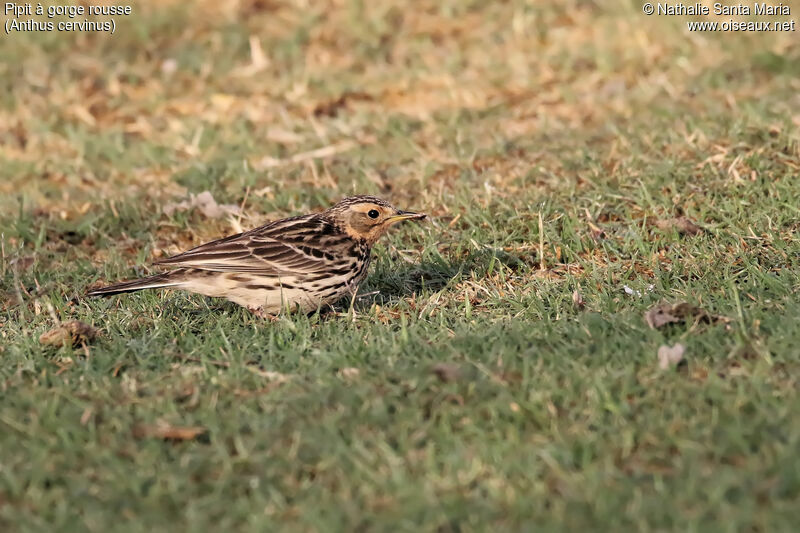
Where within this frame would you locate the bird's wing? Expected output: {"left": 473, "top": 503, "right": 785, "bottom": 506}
{"left": 154, "top": 215, "right": 338, "bottom": 275}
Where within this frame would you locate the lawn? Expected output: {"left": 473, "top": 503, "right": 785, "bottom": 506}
{"left": 2, "top": 1, "right": 800, "bottom": 531}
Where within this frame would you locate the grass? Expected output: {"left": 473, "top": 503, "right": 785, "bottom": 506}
{"left": 2, "top": 0, "right": 800, "bottom": 530}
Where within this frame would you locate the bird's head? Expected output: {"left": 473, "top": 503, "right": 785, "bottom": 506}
{"left": 326, "top": 195, "right": 426, "bottom": 245}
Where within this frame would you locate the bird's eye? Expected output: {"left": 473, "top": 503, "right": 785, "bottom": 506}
{"left": 367, "top": 209, "right": 380, "bottom": 219}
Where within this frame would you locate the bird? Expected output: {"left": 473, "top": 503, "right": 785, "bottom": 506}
{"left": 87, "top": 195, "right": 426, "bottom": 318}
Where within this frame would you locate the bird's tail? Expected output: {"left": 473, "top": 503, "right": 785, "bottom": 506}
{"left": 86, "top": 270, "right": 186, "bottom": 297}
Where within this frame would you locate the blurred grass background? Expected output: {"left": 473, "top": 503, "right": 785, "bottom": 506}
{"left": 1, "top": 1, "right": 800, "bottom": 531}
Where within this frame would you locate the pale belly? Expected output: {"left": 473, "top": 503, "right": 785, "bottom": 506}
{"left": 181, "top": 271, "right": 357, "bottom": 313}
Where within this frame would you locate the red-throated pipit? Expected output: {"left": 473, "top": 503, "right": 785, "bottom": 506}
{"left": 87, "top": 196, "right": 426, "bottom": 317}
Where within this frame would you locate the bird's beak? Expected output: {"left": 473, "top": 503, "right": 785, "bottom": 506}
{"left": 387, "top": 210, "right": 427, "bottom": 224}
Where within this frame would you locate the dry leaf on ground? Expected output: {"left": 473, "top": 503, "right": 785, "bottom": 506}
{"left": 246, "top": 365, "right": 290, "bottom": 382}
{"left": 313, "top": 91, "right": 373, "bottom": 117}
{"left": 163, "top": 191, "right": 241, "bottom": 219}
{"left": 10, "top": 256, "right": 35, "bottom": 269}
{"left": 132, "top": 420, "right": 207, "bottom": 441}
{"left": 572, "top": 290, "right": 585, "bottom": 310}
{"left": 431, "top": 362, "right": 462, "bottom": 383}
{"left": 338, "top": 367, "right": 361, "bottom": 380}
{"left": 624, "top": 285, "right": 654, "bottom": 297}
{"left": 658, "top": 343, "right": 686, "bottom": 370}
{"left": 644, "top": 301, "right": 727, "bottom": 329}
{"left": 653, "top": 216, "right": 703, "bottom": 236}
{"left": 587, "top": 221, "right": 606, "bottom": 240}
{"left": 39, "top": 320, "right": 99, "bottom": 348}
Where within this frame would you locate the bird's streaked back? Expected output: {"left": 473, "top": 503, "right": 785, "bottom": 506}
{"left": 87, "top": 196, "right": 426, "bottom": 317}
